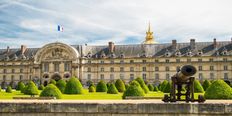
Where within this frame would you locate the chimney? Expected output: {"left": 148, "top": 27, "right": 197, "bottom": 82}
{"left": 21, "top": 45, "right": 27, "bottom": 54}
{"left": 172, "top": 40, "right": 177, "bottom": 50}
{"left": 108, "top": 42, "right": 115, "bottom": 53}
{"left": 213, "top": 38, "right": 217, "bottom": 49}
{"left": 6, "top": 46, "right": 10, "bottom": 53}
{"left": 190, "top": 39, "right": 195, "bottom": 50}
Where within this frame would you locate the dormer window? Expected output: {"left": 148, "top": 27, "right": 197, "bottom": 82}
{"left": 221, "top": 48, "right": 228, "bottom": 55}
{"left": 13, "top": 54, "right": 18, "bottom": 60}
{"left": 4, "top": 55, "right": 9, "bottom": 61}
{"left": 198, "top": 50, "right": 203, "bottom": 56}
{"left": 175, "top": 50, "right": 181, "bottom": 57}
{"left": 187, "top": 49, "right": 193, "bottom": 57}
{"left": 140, "top": 51, "right": 147, "bottom": 58}
{"left": 119, "top": 52, "right": 125, "bottom": 58}
{"left": 20, "top": 54, "right": 26, "bottom": 60}
{"left": 109, "top": 53, "right": 115, "bottom": 58}
{"left": 165, "top": 49, "right": 170, "bottom": 57}
{"left": 100, "top": 51, "right": 106, "bottom": 58}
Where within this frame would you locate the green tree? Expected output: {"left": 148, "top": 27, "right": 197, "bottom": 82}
{"left": 23, "top": 81, "right": 39, "bottom": 96}
{"left": 56, "top": 79, "right": 66, "bottom": 93}
{"left": 49, "top": 79, "right": 56, "bottom": 85}
{"left": 194, "top": 80, "right": 204, "bottom": 93}
{"left": 38, "top": 84, "right": 45, "bottom": 90}
{"left": 107, "top": 83, "right": 118, "bottom": 94}
{"left": 163, "top": 81, "right": 171, "bottom": 93}
{"left": 160, "top": 80, "right": 168, "bottom": 92}
{"left": 202, "top": 80, "right": 211, "bottom": 91}
{"left": 16, "top": 81, "right": 25, "bottom": 91}
{"left": 89, "top": 86, "right": 95, "bottom": 92}
{"left": 96, "top": 80, "right": 108, "bottom": 92}
{"left": 115, "top": 79, "right": 126, "bottom": 92}
{"left": 6, "top": 86, "right": 12, "bottom": 93}
{"left": 40, "top": 84, "right": 62, "bottom": 99}
{"left": 122, "top": 81, "right": 145, "bottom": 99}
{"left": 205, "top": 80, "right": 232, "bottom": 99}
{"left": 64, "top": 77, "right": 83, "bottom": 94}
{"left": 125, "top": 84, "right": 129, "bottom": 90}
{"left": 154, "top": 86, "right": 159, "bottom": 92}
{"left": 135, "top": 77, "right": 149, "bottom": 93}
{"left": 148, "top": 84, "right": 154, "bottom": 91}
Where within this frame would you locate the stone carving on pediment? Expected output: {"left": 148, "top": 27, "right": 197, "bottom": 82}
{"left": 43, "top": 48, "right": 71, "bottom": 61}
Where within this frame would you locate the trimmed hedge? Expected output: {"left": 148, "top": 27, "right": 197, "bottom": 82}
{"left": 107, "top": 83, "right": 118, "bottom": 94}
{"left": 115, "top": 79, "right": 126, "bottom": 92}
{"left": 205, "top": 80, "right": 232, "bottom": 99}
{"left": 38, "top": 84, "right": 45, "bottom": 90}
{"left": 135, "top": 77, "right": 149, "bottom": 93}
{"left": 89, "top": 86, "right": 95, "bottom": 92}
{"left": 16, "top": 81, "right": 25, "bottom": 91}
{"left": 148, "top": 84, "right": 154, "bottom": 91}
{"left": 194, "top": 80, "right": 204, "bottom": 93}
{"left": 64, "top": 77, "right": 83, "bottom": 94}
{"left": 50, "top": 79, "right": 56, "bottom": 85}
{"left": 23, "top": 81, "right": 39, "bottom": 96}
{"left": 154, "top": 86, "right": 159, "bottom": 92}
{"left": 56, "top": 79, "right": 66, "bottom": 93}
{"left": 163, "top": 81, "right": 171, "bottom": 93}
{"left": 40, "top": 84, "right": 62, "bottom": 99}
{"left": 202, "top": 80, "right": 211, "bottom": 91}
{"left": 96, "top": 80, "right": 108, "bottom": 92}
{"left": 160, "top": 80, "right": 168, "bottom": 92}
{"left": 6, "top": 86, "right": 12, "bottom": 93}
{"left": 122, "top": 81, "right": 145, "bottom": 99}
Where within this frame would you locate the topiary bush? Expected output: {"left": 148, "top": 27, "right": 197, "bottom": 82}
{"left": 40, "top": 84, "right": 62, "bottom": 99}
{"left": 96, "top": 80, "right": 108, "bottom": 92}
{"left": 107, "top": 83, "right": 118, "bottom": 94}
{"left": 16, "top": 81, "right": 25, "bottom": 91}
{"left": 194, "top": 80, "right": 204, "bottom": 93}
{"left": 148, "top": 84, "right": 154, "bottom": 91}
{"left": 205, "top": 80, "right": 232, "bottom": 99}
{"left": 135, "top": 77, "right": 149, "bottom": 93}
{"left": 163, "top": 81, "right": 171, "bottom": 93}
{"left": 154, "top": 86, "right": 159, "bottom": 92}
{"left": 115, "top": 79, "right": 126, "bottom": 92}
{"left": 64, "top": 77, "right": 83, "bottom": 94}
{"left": 49, "top": 79, "right": 56, "bottom": 85}
{"left": 23, "top": 81, "right": 39, "bottom": 96}
{"left": 6, "top": 86, "right": 12, "bottom": 93}
{"left": 122, "top": 80, "right": 145, "bottom": 99}
{"left": 125, "top": 84, "right": 129, "bottom": 90}
{"left": 202, "top": 80, "right": 211, "bottom": 91}
{"left": 159, "top": 80, "right": 168, "bottom": 92}
{"left": 38, "top": 84, "right": 45, "bottom": 90}
{"left": 89, "top": 86, "right": 95, "bottom": 92}
{"left": 56, "top": 79, "right": 66, "bottom": 93}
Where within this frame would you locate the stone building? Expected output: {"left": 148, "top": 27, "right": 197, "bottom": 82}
{"left": 0, "top": 25, "right": 231, "bottom": 88}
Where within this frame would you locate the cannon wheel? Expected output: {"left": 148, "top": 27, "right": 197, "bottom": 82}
{"left": 163, "top": 94, "right": 169, "bottom": 102}
{"left": 198, "top": 95, "right": 205, "bottom": 103}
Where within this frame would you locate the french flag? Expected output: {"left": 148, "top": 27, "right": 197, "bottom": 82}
{"left": 57, "top": 25, "right": 63, "bottom": 32}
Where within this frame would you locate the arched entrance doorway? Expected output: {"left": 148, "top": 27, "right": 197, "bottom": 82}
{"left": 43, "top": 81, "right": 48, "bottom": 86}
{"left": 52, "top": 73, "right": 62, "bottom": 81}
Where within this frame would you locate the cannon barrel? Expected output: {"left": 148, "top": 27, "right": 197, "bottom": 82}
{"left": 175, "top": 65, "right": 197, "bottom": 82}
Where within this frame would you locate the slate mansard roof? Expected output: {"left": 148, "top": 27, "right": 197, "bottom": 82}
{"left": 0, "top": 40, "right": 232, "bottom": 61}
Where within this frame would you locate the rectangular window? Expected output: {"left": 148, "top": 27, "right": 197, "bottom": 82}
{"left": 120, "top": 67, "right": 124, "bottom": 72}
{"left": 223, "top": 58, "right": 227, "bottom": 62}
{"left": 142, "top": 60, "right": 146, "bottom": 63}
{"left": 11, "top": 75, "right": 14, "bottom": 81}
{"left": 44, "top": 63, "right": 49, "bottom": 72}
{"left": 155, "top": 59, "right": 159, "bottom": 63}
{"left": 20, "top": 75, "right": 23, "bottom": 81}
{"left": 20, "top": 69, "right": 23, "bottom": 73}
{"left": 87, "top": 67, "right": 91, "bottom": 72}
{"left": 100, "top": 67, "right": 104, "bottom": 72}
{"left": 176, "top": 66, "right": 180, "bottom": 71}
{"left": 155, "top": 73, "right": 159, "bottom": 80}
{"left": 155, "top": 67, "right": 159, "bottom": 71}
{"left": 176, "top": 59, "right": 180, "bottom": 63}
{"left": 199, "top": 73, "right": 203, "bottom": 80}
{"left": 110, "top": 60, "right": 114, "bottom": 64}
{"left": 3, "top": 75, "right": 6, "bottom": 81}
{"left": 120, "top": 74, "right": 124, "bottom": 80}
{"left": 142, "top": 67, "right": 146, "bottom": 71}
{"left": 88, "top": 60, "right": 91, "bottom": 64}
{"left": 110, "top": 67, "right": 114, "bottom": 72}
{"left": 224, "top": 73, "right": 228, "bottom": 80}
{"left": 130, "top": 67, "right": 134, "bottom": 72}
{"left": 210, "top": 66, "right": 214, "bottom": 71}
{"left": 120, "top": 60, "right": 124, "bottom": 63}
{"left": 198, "top": 66, "right": 202, "bottom": 71}
{"left": 130, "top": 74, "right": 134, "bottom": 80}
{"left": 130, "top": 60, "right": 134, "bottom": 63}
{"left": 100, "top": 74, "right": 104, "bottom": 80}
{"left": 209, "top": 58, "right": 213, "bottom": 62}
{"left": 210, "top": 73, "right": 214, "bottom": 80}
{"left": 12, "top": 69, "right": 15, "bottom": 73}
{"left": 30, "top": 68, "right": 33, "bottom": 73}
{"left": 142, "top": 73, "right": 146, "bottom": 80}
{"left": 166, "top": 74, "right": 170, "bottom": 80}
{"left": 187, "top": 59, "right": 191, "bottom": 62}
{"left": 100, "top": 60, "right": 104, "bottom": 64}
{"left": 224, "top": 65, "right": 228, "bottom": 71}
{"left": 87, "top": 74, "right": 91, "bottom": 80}
{"left": 110, "top": 74, "right": 114, "bottom": 80}
{"left": 54, "top": 63, "right": 59, "bottom": 72}
{"left": 198, "top": 59, "right": 202, "bottom": 62}
{"left": 3, "top": 69, "right": 6, "bottom": 73}
{"left": 165, "top": 67, "right": 169, "bottom": 71}
{"left": 64, "top": 63, "right": 70, "bottom": 71}
{"left": 165, "top": 59, "right": 169, "bottom": 63}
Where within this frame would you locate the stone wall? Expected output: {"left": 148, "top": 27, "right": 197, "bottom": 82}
{"left": 0, "top": 100, "right": 231, "bottom": 116}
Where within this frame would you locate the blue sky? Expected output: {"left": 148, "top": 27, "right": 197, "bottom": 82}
{"left": 0, "top": 0, "right": 232, "bottom": 48}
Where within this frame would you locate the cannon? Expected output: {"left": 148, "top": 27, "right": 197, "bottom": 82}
{"left": 162, "top": 65, "right": 205, "bottom": 103}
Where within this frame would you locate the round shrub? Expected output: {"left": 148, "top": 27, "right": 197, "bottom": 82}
{"left": 56, "top": 79, "right": 66, "bottom": 93}
{"left": 122, "top": 81, "right": 145, "bottom": 99}
{"left": 24, "top": 81, "right": 39, "bottom": 96}
{"left": 154, "top": 86, "right": 159, "bottom": 92}
{"left": 148, "top": 84, "right": 154, "bottom": 91}
{"left": 49, "top": 79, "right": 56, "bottom": 85}
{"left": 89, "top": 86, "right": 95, "bottom": 92}
{"left": 16, "top": 81, "right": 25, "bottom": 91}
{"left": 38, "top": 84, "right": 45, "bottom": 90}
{"left": 160, "top": 80, "right": 168, "bottom": 92}
{"left": 205, "top": 80, "right": 232, "bottom": 99}
{"left": 6, "top": 86, "right": 12, "bottom": 93}
{"left": 64, "top": 77, "right": 83, "bottom": 94}
{"left": 96, "top": 80, "right": 108, "bottom": 92}
{"left": 115, "top": 79, "right": 126, "bottom": 92}
{"left": 202, "top": 80, "right": 211, "bottom": 91}
{"left": 107, "top": 83, "right": 118, "bottom": 94}
{"left": 86, "top": 80, "right": 94, "bottom": 87}
{"left": 135, "top": 77, "right": 149, "bottom": 93}
{"left": 163, "top": 82, "right": 171, "bottom": 93}
{"left": 40, "top": 84, "right": 62, "bottom": 99}
{"left": 194, "top": 80, "right": 204, "bottom": 93}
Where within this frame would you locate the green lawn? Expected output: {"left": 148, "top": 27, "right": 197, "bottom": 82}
{"left": 0, "top": 89, "right": 203, "bottom": 100}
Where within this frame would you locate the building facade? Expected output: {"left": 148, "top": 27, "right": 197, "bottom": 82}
{"left": 0, "top": 26, "right": 232, "bottom": 88}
